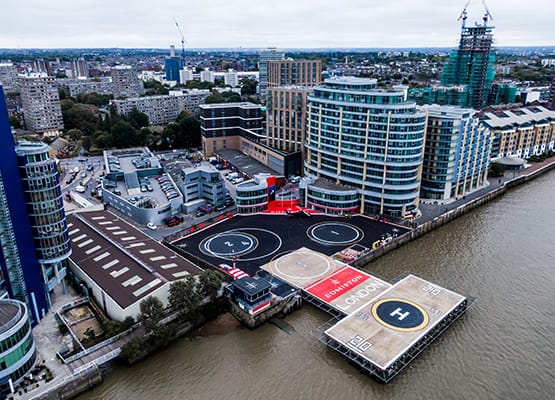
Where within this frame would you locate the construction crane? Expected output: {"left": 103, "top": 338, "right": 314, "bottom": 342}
{"left": 174, "top": 19, "right": 186, "bottom": 62}
{"left": 457, "top": 0, "right": 472, "bottom": 27}
{"left": 481, "top": 0, "right": 493, "bottom": 25}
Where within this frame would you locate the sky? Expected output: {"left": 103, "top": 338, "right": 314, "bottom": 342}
{"left": 1, "top": 0, "right": 553, "bottom": 49}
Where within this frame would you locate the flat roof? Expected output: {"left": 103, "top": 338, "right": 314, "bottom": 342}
{"left": 216, "top": 149, "right": 280, "bottom": 177}
{"left": 325, "top": 274, "right": 467, "bottom": 370}
{"left": 304, "top": 266, "right": 391, "bottom": 315}
{"left": 260, "top": 247, "right": 341, "bottom": 289}
{"left": 67, "top": 210, "right": 202, "bottom": 309}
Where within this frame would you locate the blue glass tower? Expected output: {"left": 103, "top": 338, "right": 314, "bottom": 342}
{"left": 0, "top": 86, "right": 48, "bottom": 323}
{"left": 165, "top": 57, "right": 183, "bottom": 82}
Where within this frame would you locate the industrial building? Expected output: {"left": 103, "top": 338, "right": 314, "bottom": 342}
{"left": 66, "top": 210, "right": 201, "bottom": 320}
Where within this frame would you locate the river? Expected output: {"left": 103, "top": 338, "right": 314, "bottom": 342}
{"left": 79, "top": 171, "right": 555, "bottom": 400}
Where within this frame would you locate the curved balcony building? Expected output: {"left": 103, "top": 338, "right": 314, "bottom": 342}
{"left": 0, "top": 299, "right": 36, "bottom": 393}
{"left": 15, "top": 141, "right": 70, "bottom": 298}
{"left": 305, "top": 77, "right": 426, "bottom": 216}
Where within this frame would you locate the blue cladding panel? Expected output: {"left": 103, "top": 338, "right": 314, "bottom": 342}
{"left": 0, "top": 85, "right": 48, "bottom": 324}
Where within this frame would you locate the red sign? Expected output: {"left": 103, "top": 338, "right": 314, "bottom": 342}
{"left": 305, "top": 266, "right": 370, "bottom": 303}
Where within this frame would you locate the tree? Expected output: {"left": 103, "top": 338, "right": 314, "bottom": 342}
{"left": 67, "top": 128, "right": 83, "bottom": 141}
{"left": 240, "top": 78, "right": 257, "bottom": 96}
{"left": 127, "top": 107, "right": 149, "bottom": 129}
{"left": 76, "top": 92, "right": 113, "bottom": 106}
{"left": 489, "top": 162, "right": 505, "bottom": 177}
{"left": 61, "top": 99, "right": 99, "bottom": 135}
{"left": 8, "top": 115, "right": 21, "bottom": 129}
{"left": 138, "top": 296, "right": 166, "bottom": 334}
{"left": 169, "top": 276, "right": 201, "bottom": 318}
{"left": 198, "top": 270, "right": 224, "bottom": 301}
{"left": 205, "top": 91, "right": 226, "bottom": 104}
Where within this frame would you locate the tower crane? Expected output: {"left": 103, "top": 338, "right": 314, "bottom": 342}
{"left": 457, "top": 0, "right": 472, "bottom": 27}
{"left": 174, "top": 19, "right": 186, "bottom": 62}
{"left": 481, "top": 0, "right": 493, "bottom": 25}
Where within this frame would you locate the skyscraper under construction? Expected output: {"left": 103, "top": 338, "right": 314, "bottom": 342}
{"left": 440, "top": 5, "right": 495, "bottom": 109}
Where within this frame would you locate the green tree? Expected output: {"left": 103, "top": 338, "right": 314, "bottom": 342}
{"left": 169, "top": 277, "right": 201, "bottom": 317}
{"left": 76, "top": 92, "right": 113, "bottom": 106}
{"left": 138, "top": 296, "right": 166, "bottom": 334}
{"left": 240, "top": 78, "right": 257, "bottom": 96}
{"left": 61, "top": 99, "right": 99, "bottom": 135}
{"left": 8, "top": 115, "right": 21, "bottom": 129}
{"left": 120, "top": 336, "right": 146, "bottom": 364}
{"left": 205, "top": 91, "right": 226, "bottom": 104}
{"left": 67, "top": 128, "right": 83, "bottom": 141}
{"left": 127, "top": 107, "right": 149, "bottom": 129}
{"left": 198, "top": 270, "right": 224, "bottom": 301}
{"left": 111, "top": 120, "right": 138, "bottom": 148}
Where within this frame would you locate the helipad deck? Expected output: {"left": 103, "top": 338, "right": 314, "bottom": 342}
{"left": 321, "top": 274, "right": 470, "bottom": 382}
{"left": 260, "top": 247, "right": 341, "bottom": 289}
{"left": 303, "top": 266, "right": 391, "bottom": 316}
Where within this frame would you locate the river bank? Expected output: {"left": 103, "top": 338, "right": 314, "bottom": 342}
{"left": 19, "top": 157, "right": 555, "bottom": 400}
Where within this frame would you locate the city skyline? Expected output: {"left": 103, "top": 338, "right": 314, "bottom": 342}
{"left": 0, "top": 0, "right": 553, "bottom": 50}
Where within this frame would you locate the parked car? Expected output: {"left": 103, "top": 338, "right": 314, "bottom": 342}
{"left": 146, "top": 222, "right": 157, "bottom": 230}
{"left": 195, "top": 209, "right": 206, "bottom": 217}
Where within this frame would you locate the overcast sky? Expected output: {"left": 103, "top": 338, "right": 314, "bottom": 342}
{"left": 1, "top": 0, "right": 553, "bottom": 49}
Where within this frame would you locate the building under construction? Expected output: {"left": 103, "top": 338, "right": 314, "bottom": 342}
{"left": 440, "top": 4, "right": 496, "bottom": 109}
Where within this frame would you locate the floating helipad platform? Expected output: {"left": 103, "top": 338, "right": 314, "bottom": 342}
{"left": 317, "top": 274, "right": 470, "bottom": 383}
{"left": 260, "top": 247, "right": 341, "bottom": 289}
{"left": 303, "top": 266, "right": 391, "bottom": 316}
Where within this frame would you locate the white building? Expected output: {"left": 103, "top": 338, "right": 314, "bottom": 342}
{"left": 19, "top": 73, "right": 64, "bottom": 136}
{"left": 111, "top": 95, "right": 180, "bottom": 125}
{"left": 179, "top": 68, "right": 194, "bottom": 83}
{"left": 0, "top": 63, "right": 18, "bottom": 93}
{"left": 200, "top": 69, "right": 215, "bottom": 83}
{"left": 224, "top": 69, "right": 239, "bottom": 87}
{"left": 170, "top": 89, "right": 211, "bottom": 116}
{"left": 111, "top": 65, "right": 144, "bottom": 98}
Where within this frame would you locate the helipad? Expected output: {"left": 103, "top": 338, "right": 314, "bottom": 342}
{"left": 260, "top": 247, "right": 341, "bottom": 288}
{"left": 321, "top": 274, "right": 469, "bottom": 382}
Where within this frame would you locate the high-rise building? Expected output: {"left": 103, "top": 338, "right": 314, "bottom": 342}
{"left": 179, "top": 68, "right": 193, "bottom": 84}
{"left": 200, "top": 69, "right": 215, "bottom": 83}
{"left": 267, "top": 59, "right": 321, "bottom": 88}
{"left": 0, "top": 63, "right": 18, "bottom": 93}
{"left": 164, "top": 45, "right": 183, "bottom": 82}
{"left": 266, "top": 86, "right": 312, "bottom": 153}
{"left": 200, "top": 102, "right": 263, "bottom": 156}
{"left": 0, "top": 86, "right": 70, "bottom": 324}
{"left": 224, "top": 69, "right": 239, "bottom": 87}
{"left": 258, "top": 48, "right": 285, "bottom": 99}
{"left": 70, "top": 57, "right": 89, "bottom": 78}
{"left": 440, "top": 13, "right": 496, "bottom": 109}
{"left": 304, "top": 77, "right": 426, "bottom": 216}
{"left": 19, "top": 74, "right": 64, "bottom": 136}
{"left": 419, "top": 105, "right": 492, "bottom": 201}
{"left": 111, "top": 65, "right": 144, "bottom": 99}
{"left": 0, "top": 299, "right": 36, "bottom": 393}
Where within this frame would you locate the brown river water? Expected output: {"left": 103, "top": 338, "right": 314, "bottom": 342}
{"left": 79, "top": 171, "right": 555, "bottom": 400}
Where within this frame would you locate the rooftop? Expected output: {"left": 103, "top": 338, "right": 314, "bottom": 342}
{"left": 66, "top": 210, "right": 201, "bottom": 309}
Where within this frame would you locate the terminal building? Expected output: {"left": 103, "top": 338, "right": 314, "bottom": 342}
{"left": 101, "top": 148, "right": 183, "bottom": 226}
{"left": 0, "top": 299, "right": 36, "bottom": 394}
{"left": 66, "top": 210, "right": 202, "bottom": 320}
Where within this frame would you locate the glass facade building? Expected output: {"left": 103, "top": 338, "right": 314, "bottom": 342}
{"left": 305, "top": 77, "right": 426, "bottom": 216}
{"left": 0, "top": 299, "right": 36, "bottom": 393}
{"left": 0, "top": 86, "right": 69, "bottom": 324}
{"left": 419, "top": 105, "right": 492, "bottom": 201}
